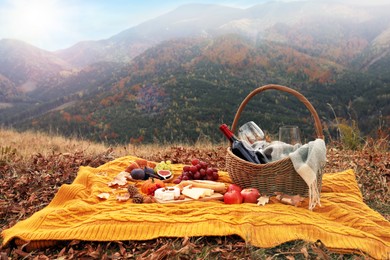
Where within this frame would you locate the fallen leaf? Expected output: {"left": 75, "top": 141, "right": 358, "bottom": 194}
{"left": 116, "top": 193, "right": 130, "bottom": 202}
{"left": 275, "top": 193, "right": 305, "bottom": 207}
{"left": 301, "top": 246, "right": 309, "bottom": 258}
{"left": 97, "top": 193, "right": 110, "bottom": 200}
{"left": 108, "top": 171, "right": 129, "bottom": 187}
{"left": 257, "top": 196, "right": 270, "bottom": 206}
{"left": 311, "top": 240, "right": 331, "bottom": 260}
{"left": 117, "top": 171, "right": 130, "bottom": 179}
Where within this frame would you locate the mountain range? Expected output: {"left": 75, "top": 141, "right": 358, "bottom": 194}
{"left": 0, "top": 1, "right": 389, "bottom": 144}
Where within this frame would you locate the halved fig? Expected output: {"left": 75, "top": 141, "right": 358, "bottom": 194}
{"left": 157, "top": 170, "right": 172, "bottom": 180}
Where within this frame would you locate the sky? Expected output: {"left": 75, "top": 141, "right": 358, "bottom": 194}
{"left": 0, "top": 0, "right": 388, "bottom": 51}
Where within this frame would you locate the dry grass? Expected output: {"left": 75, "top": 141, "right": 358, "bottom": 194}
{"left": 0, "top": 128, "right": 220, "bottom": 162}
{"left": 0, "top": 128, "right": 110, "bottom": 158}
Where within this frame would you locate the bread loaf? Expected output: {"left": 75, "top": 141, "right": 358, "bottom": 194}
{"left": 177, "top": 180, "right": 226, "bottom": 193}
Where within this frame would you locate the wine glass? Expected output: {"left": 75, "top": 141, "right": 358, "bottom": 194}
{"left": 238, "top": 121, "right": 270, "bottom": 163}
{"left": 238, "top": 121, "right": 265, "bottom": 148}
{"left": 278, "top": 125, "right": 301, "bottom": 145}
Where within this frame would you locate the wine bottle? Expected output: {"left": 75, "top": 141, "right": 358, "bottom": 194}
{"left": 219, "top": 124, "right": 261, "bottom": 164}
{"left": 255, "top": 149, "right": 270, "bottom": 164}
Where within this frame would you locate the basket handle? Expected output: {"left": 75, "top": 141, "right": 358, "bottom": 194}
{"left": 231, "top": 84, "right": 324, "bottom": 139}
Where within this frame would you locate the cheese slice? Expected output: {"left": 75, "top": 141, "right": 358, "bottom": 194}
{"left": 202, "top": 188, "right": 214, "bottom": 196}
{"left": 182, "top": 187, "right": 214, "bottom": 200}
{"left": 154, "top": 187, "right": 180, "bottom": 201}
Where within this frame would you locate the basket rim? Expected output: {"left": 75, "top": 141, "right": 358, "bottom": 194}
{"left": 226, "top": 147, "right": 291, "bottom": 168}
{"left": 231, "top": 84, "right": 324, "bottom": 139}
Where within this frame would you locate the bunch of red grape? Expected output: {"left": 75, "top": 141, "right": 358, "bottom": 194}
{"left": 173, "top": 158, "right": 219, "bottom": 184}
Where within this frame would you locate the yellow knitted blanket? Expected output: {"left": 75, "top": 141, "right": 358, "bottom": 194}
{"left": 2, "top": 156, "right": 390, "bottom": 259}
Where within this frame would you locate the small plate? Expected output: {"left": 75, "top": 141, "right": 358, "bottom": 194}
{"left": 126, "top": 175, "right": 143, "bottom": 182}
{"left": 161, "top": 174, "right": 174, "bottom": 183}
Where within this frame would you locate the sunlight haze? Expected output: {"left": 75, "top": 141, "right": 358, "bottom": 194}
{"left": 0, "top": 0, "right": 389, "bottom": 51}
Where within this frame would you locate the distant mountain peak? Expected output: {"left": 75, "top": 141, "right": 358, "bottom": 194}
{"left": 0, "top": 38, "right": 72, "bottom": 91}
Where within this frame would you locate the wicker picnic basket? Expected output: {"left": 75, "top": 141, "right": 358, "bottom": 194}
{"left": 225, "top": 84, "right": 324, "bottom": 196}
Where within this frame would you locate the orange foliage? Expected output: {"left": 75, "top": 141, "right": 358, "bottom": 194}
{"left": 203, "top": 36, "right": 251, "bottom": 67}
{"left": 131, "top": 84, "right": 142, "bottom": 92}
{"left": 130, "top": 135, "right": 144, "bottom": 145}
{"left": 86, "top": 114, "right": 97, "bottom": 127}
{"left": 62, "top": 112, "right": 72, "bottom": 123}
{"left": 117, "top": 78, "right": 127, "bottom": 89}
{"left": 100, "top": 98, "right": 112, "bottom": 107}
{"left": 73, "top": 115, "right": 83, "bottom": 123}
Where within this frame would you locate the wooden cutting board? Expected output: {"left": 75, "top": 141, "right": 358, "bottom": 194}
{"left": 155, "top": 192, "right": 224, "bottom": 204}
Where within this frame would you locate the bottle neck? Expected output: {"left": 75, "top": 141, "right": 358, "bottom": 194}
{"left": 219, "top": 124, "right": 237, "bottom": 143}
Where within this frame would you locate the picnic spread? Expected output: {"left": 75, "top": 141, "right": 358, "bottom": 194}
{"left": 1, "top": 155, "right": 390, "bottom": 259}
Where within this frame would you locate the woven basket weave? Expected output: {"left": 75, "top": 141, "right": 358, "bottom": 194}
{"left": 226, "top": 84, "right": 324, "bottom": 196}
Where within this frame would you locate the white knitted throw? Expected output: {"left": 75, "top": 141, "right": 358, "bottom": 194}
{"left": 289, "top": 139, "right": 326, "bottom": 210}
{"left": 264, "top": 139, "right": 326, "bottom": 210}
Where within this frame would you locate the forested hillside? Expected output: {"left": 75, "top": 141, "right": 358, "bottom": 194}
{"left": 9, "top": 36, "right": 388, "bottom": 144}
{"left": 0, "top": 2, "right": 389, "bottom": 144}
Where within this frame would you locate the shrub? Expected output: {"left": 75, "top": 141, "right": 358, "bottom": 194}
{"left": 338, "top": 121, "right": 361, "bottom": 150}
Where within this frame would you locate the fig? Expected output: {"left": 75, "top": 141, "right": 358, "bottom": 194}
{"left": 144, "top": 167, "right": 161, "bottom": 179}
{"left": 144, "top": 167, "right": 155, "bottom": 175}
{"left": 157, "top": 170, "right": 172, "bottom": 180}
{"left": 131, "top": 168, "right": 145, "bottom": 180}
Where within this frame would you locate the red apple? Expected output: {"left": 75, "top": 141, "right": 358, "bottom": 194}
{"left": 227, "top": 184, "right": 242, "bottom": 193}
{"left": 223, "top": 190, "right": 243, "bottom": 204}
{"left": 241, "top": 188, "right": 261, "bottom": 203}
